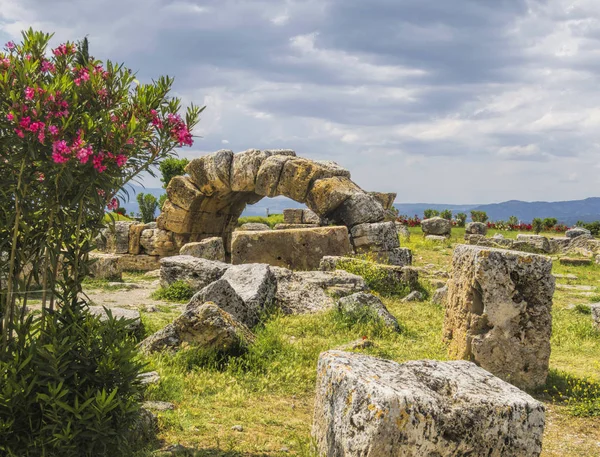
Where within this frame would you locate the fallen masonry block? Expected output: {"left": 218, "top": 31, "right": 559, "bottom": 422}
{"left": 231, "top": 226, "right": 352, "bottom": 270}
{"left": 559, "top": 257, "right": 593, "bottom": 266}
{"left": 313, "top": 351, "right": 545, "bottom": 457}
{"left": 444, "top": 245, "right": 554, "bottom": 389}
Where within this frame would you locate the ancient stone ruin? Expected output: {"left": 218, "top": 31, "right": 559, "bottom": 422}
{"left": 444, "top": 244, "right": 554, "bottom": 389}
{"left": 313, "top": 351, "right": 545, "bottom": 457}
{"left": 95, "top": 149, "right": 404, "bottom": 271}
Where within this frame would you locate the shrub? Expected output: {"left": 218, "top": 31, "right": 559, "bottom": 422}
{"left": 152, "top": 281, "right": 195, "bottom": 302}
{"left": 576, "top": 221, "right": 600, "bottom": 236}
{"left": 470, "top": 210, "right": 489, "bottom": 223}
{"left": 440, "top": 209, "right": 452, "bottom": 220}
{"left": 396, "top": 214, "right": 421, "bottom": 227}
{"left": 332, "top": 256, "right": 412, "bottom": 297}
{"left": 137, "top": 192, "right": 158, "bottom": 223}
{"left": 543, "top": 218, "right": 558, "bottom": 230}
{"left": 237, "top": 214, "right": 284, "bottom": 229}
{"left": 0, "top": 30, "right": 201, "bottom": 454}
{"left": 508, "top": 215, "right": 519, "bottom": 227}
{"left": 159, "top": 157, "right": 189, "bottom": 188}
{"left": 0, "top": 304, "right": 146, "bottom": 457}
{"left": 455, "top": 212, "right": 467, "bottom": 227}
{"left": 423, "top": 209, "right": 440, "bottom": 219}
{"left": 532, "top": 218, "right": 543, "bottom": 234}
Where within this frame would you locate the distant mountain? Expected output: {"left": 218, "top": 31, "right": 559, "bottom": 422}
{"left": 394, "top": 197, "right": 600, "bottom": 225}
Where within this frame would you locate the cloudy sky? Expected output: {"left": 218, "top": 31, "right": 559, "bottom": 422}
{"left": 2, "top": 0, "right": 600, "bottom": 204}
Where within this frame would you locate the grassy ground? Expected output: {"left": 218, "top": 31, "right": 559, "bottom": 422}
{"left": 134, "top": 227, "right": 600, "bottom": 456}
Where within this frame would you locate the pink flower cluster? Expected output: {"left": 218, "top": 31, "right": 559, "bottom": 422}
{"left": 150, "top": 110, "right": 193, "bottom": 146}
{"left": 52, "top": 43, "right": 75, "bottom": 57}
{"left": 107, "top": 198, "right": 118, "bottom": 211}
{"left": 73, "top": 67, "right": 90, "bottom": 86}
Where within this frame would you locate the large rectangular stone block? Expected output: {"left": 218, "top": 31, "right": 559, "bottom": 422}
{"left": 231, "top": 226, "right": 352, "bottom": 270}
{"left": 444, "top": 245, "right": 554, "bottom": 389}
{"left": 313, "top": 351, "right": 545, "bottom": 457}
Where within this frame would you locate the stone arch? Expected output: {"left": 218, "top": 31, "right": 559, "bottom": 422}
{"left": 156, "top": 149, "right": 388, "bottom": 252}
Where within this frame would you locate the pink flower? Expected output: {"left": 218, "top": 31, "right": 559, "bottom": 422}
{"left": 24, "top": 87, "right": 35, "bottom": 101}
{"left": 5, "top": 41, "right": 15, "bottom": 51}
{"left": 6, "top": 113, "right": 13, "bottom": 121}
{"left": 48, "top": 125, "right": 59, "bottom": 135}
{"left": 126, "top": 137, "right": 134, "bottom": 145}
{"left": 93, "top": 154, "right": 107, "bottom": 173}
{"left": 76, "top": 146, "right": 93, "bottom": 164}
{"left": 38, "top": 131, "right": 45, "bottom": 144}
{"left": 40, "top": 60, "right": 55, "bottom": 73}
{"left": 14, "top": 128, "right": 24, "bottom": 138}
{"left": 37, "top": 173, "right": 45, "bottom": 182}
{"left": 116, "top": 154, "right": 127, "bottom": 167}
{"left": 107, "top": 198, "right": 118, "bottom": 211}
{"left": 0, "top": 58, "right": 10, "bottom": 67}
{"left": 97, "top": 189, "right": 105, "bottom": 197}
{"left": 19, "top": 117, "right": 31, "bottom": 129}
{"left": 51, "top": 140, "right": 70, "bottom": 163}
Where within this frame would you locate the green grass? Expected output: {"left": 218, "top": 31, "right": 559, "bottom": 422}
{"left": 132, "top": 226, "right": 600, "bottom": 456}
{"left": 103, "top": 212, "right": 133, "bottom": 223}
{"left": 151, "top": 281, "right": 196, "bottom": 303}
{"left": 237, "top": 214, "right": 284, "bottom": 229}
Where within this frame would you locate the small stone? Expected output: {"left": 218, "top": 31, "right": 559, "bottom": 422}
{"left": 432, "top": 285, "right": 448, "bottom": 305}
{"left": 402, "top": 290, "right": 423, "bottom": 302}
{"left": 231, "top": 425, "right": 244, "bottom": 432}
{"left": 560, "top": 257, "right": 593, "bottom": 266}
{"left": 466, "top": 222, "right": 488, "bottom": 236}
{"left": 138, "top": 371, "right": 160, "bottom": 385}
{"left": 279, "top": 446, "right": 290, "bottom": 453}
{"left": 142, "top": 401, "right": 175, "bottom": 411}
{"left": 145, "top": 305, "right": 159, "bottom": 313}
{"left": 238, "top": 222, "right": 271, "bottom": 231}
{"left": 425, "top": 235, "right": 448, "bottom": 242}
{"left": 144, "top": 269, "right": 161, "bottom": 278}
{"left": 421, "top": 217, "right": 451, "bottom": 237}
{"left": 566, "top": 227, "right": 591, "bottom": 239}
{"left": 591, "top": 304, "right": 600, "bottom": 330}
{"left": 338, "top": 292, "right": 400, "bottom": 332}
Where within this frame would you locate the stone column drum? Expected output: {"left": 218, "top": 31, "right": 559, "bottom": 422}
{"left": 443, "top": 244, "right": 554, "bottom": 390}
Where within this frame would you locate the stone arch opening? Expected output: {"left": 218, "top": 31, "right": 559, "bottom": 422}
{"left": 157, "top": 149, "right": 392, "bottom": 255}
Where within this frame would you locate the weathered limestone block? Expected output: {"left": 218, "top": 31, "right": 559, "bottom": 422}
{"left": 160, "top": 255, "right": 229, "bottom": 290}
{"left": 516, "top": 234, "right": 551, "bottom": 253}
{"left": 313, "top": 160, "right": 351, "bottom": 178}
{"left": 166, "top": 176, "right": 205, "bottom": 211}
{"left": 432, "top": 285, "right": 448, "bottom": 305}
{"left": 306, "top": 176, "right": 363, "bottom": 216}
{"left": 566, "top": 227, "right": 591, "bottom": 239}
{"left": 88, "top": 306, "right": 141, "bottom": 331}
{"left": 313, "top": 351, "right": 545, "bottom": 457}
{"left": 338, "top": 292, "right": 400, "bottom": 331}
{"left": 565, "top": 234, "right": 600, "bottom": 257}
{"left": 274, "top": 223, "right": 319, "bottom": 230}
{"left": 320, "top": 256, "right": 419, "bottom": 292}
{"left": 374, "top": 247, "right": 412, "bottom": 267}
{"left": 255, "top": 154, "right": 295, "bottom": 197}
{"left": 350, "top": 222, "right": 399, "bottom": 253}
{"left": 185, "top": 149, "right": 233, "bottom": 196}
{"left": 421, "top": 217, "right": 451, "bottom": 237}
{"left": 277, "top": 158, "right": 347, "bottom": 203}
{"left": 231, "top": 226, "right": 352, "bottom": 270}
{"left": 89, "top": 253, "right": 122, "bottom": 281}
{"left": 230, "top": 148, "right": 268, "bottom": 192}
{"left": 139, "top": 228, "right": 178, "bottom": 256}
{"left": 559, "top": 257, "right": 592, "bottom": 266}
{"left": 295, "top": 270, "right": 367, "bottom": 297}
{"left": 179, "top": 237, "right": 226, "bottom": 262}
{"left": 426, "top": 235, "right": 448, "bottom": 242}
{"left": 328, "top": 193, "right": 385, "bottom": 228}
{"left": 186, "top": 279, "right": 249, "bottom": 325}
{"left": 263, "top": 148, "right": 296, "bottom": 157}
{"left": 368, "top": 192, "right": 396, "bottom": 210}
{"left": 128, "top": 223, "right": 147, "bottom": 255}
{"left": 302, "top": 209, "right": 321, "bottom": 224}
{"left": 105, "top": 221, "right": 135, "bottom": 254}
{"left": 221, "top": 263, "right": 277, "bottom": 326}
{"left": 444, "top": 245, "right": 554, "bottom": 389}
{"left": 238, "top": 222, "right": 271, "bottom": 231}
{"left": 95, "top": 228, "right": 109, "bottom": 251}
{"left": 395, "top": 222, "right": 410, "bottom": 241}
{"left": 283, "top": 208, "right": 304, "bottom": 224}
{"left": 117, "top": 254, "right": 161, "bottom": 272}
{"left": 139, "top": 303, "right": 254, "bottom": 354}
{"left": 591, "top": 303, "right": 600, "bottom": 330}
{"left": 271, "top": 266, "right": 336, "bottom": 314}
{"left": 156, "top": 200, "right": 191, "bottom": 234}
{"left": 549, "top": 237, "right": 571, "bottom": 253}
{"left": 466, "top": 221, "right": 488, "bottom": 235}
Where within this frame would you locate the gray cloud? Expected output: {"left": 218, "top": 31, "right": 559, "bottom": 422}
{"left": 1, "top": 0, "right": 600, "bottom": 202}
